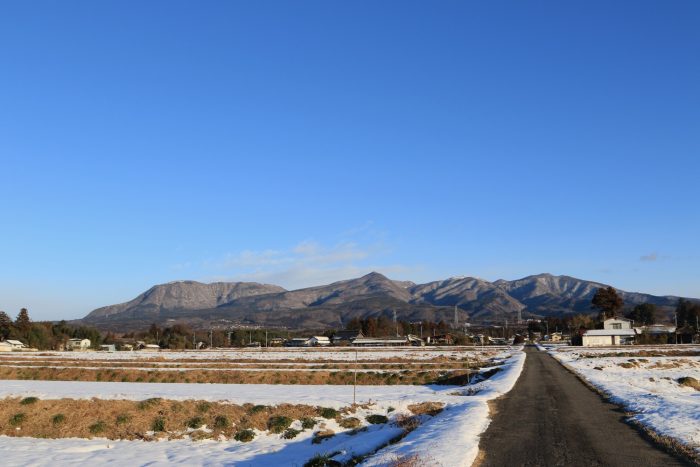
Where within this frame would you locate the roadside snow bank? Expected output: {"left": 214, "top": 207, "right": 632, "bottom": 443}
{"left": 361, "top": 348, "right": 526, "bottom": 467}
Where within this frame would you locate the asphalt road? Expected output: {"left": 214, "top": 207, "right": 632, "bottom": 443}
{"left": 477, "top": 345, "right": 689, "bottom": 467}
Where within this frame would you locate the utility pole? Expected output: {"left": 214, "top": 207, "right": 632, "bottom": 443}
{"left": 265, "top": 330, "right": 268, "bottom": 348}
{"left": 193, "top": 332, "right": 196, "bottom": 348}
{"left": 209, "top": 329, "right": 213, "bottom": 349}
{"left": 353, "top": 348, "right": 357, "bottom": 406}
{"left": 454, "top": 305, "right": 459, "bottom": 328}
{"left": 393, "top": 309, "right": 398, "bottom": 336}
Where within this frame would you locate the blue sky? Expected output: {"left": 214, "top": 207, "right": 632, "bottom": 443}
{"left": 1, "top": 1, "right": 699, "bottom": 320}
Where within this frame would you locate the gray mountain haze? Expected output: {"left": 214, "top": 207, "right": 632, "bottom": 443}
{"left": 81, "top": 272, "right": 687, "bottom": 331}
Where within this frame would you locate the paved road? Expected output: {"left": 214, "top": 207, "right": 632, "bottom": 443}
{"left": 478, "top": 346, "right": 688, "bottom": 467}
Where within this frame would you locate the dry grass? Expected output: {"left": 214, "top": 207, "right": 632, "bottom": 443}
{"left": 0, "top": 366, "right": 456, "bottom": 385}
{"left": 0, "top": 397, "right": 335, "bottom": 441}
{"left": 678, "top": 376, "right": 700, "bottom": 391}
{"left": 407, "top": 402, "right": 444, "bottom": 417}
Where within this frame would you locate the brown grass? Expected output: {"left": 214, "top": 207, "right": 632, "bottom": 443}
{"left": 0, "top": 397, "right": 335, "bottom": 441}
{"left": 678, "top": 376, "right": 700, "bottom": 391}
{"left": 407, "top": 402, "right": 444, "bottom": 417}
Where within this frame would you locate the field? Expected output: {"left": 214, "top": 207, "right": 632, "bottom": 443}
{"left": 544, "top": 345, "right": 700, "bottom": 460}
{"left": 0, "top": 346, "right": 524, "bottom": 466}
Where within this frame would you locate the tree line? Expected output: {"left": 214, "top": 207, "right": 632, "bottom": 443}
{"left": 0, "top": 308, "right": 104, "bottom": 350}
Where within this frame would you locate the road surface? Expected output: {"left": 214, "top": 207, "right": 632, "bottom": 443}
{"left": 477, "top": 345, "right": 689, "bottom": 466}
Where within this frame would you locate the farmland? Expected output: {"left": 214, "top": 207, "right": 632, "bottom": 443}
{"left": 0, "top": 346, "right": 524, "bottom": 466}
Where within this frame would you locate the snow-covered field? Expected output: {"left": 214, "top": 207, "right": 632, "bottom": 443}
{"left": 546, "top": 346, "right": 700, "bottom": 457}
{"left": 2, "top": 346, "right": 504, "bottom": 362}
{"left": 0, "top": 347, "right": 525, "bottom": 466}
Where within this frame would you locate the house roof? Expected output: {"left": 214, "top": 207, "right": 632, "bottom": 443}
{"left": 353, "top": 337, "right": 408, "bottom": 344}
{"left": 583, "top": 329, "right": 636, "bottom": 336}
{"left": 333, "top": 330, "right": 363, "bottom": 339}
{"left": 311, "top": 336, "right": 330, "bottom": 341}
{"left": 5, "top": 340, "right": 24, "bottom": 346}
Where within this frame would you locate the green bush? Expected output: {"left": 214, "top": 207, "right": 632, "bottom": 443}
{"left": 151, "top": 417, "right": 166, "bottom": 432}
{"left": 301, "top": 417, "right": 317, "bottom": 430}
{"left": 249, "top": 404, "right": 268, "bottom": 414}
{"left": 366, "top": 414, "right": 388, "bottom": 425}
{"left": 10, "top": 413, "right": 25, "bottom": 426}
{"left": 234, "top": 429, "right": 255, "bottom": 442}
{"left": 116, "top": 414, "right": 132, "bottom": 425}
{"left": 303, "top": 452, "right": 341, "bottom": 467}
{"left": 52, "top": 414, "right": 65, "bottom": 425}
{"left": 137, "top": 398, "right": 162, "bottom": 410}
{"left": 20, "top": 397, "right": 39, "bottom": 405}
{"left": 186, "top": 416, "right": 204, "bottom": 429}
{"left": 282, "top": 428, "right": 301, "bottom": 439}
{"left": 267, "top": 415, "right": 293, "bottom": 434}
{"left": 318, "top": 407, "right": 338, "bottom": 419}
{"left": 196, "top": 401, "right": 211, "bottom": 413}
{"left": 213, "top": 415, "right": 229, "bottom": 429}
{"left": 89, "top": 421, "right": 106, "bottom": 434}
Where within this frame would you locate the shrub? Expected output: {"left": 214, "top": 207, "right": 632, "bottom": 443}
{"left": 282, "top": 428, "right": 301, "bottom": 439}
{"left": 301, "top": 417, "right": 317, "bottom": 430}
{"left": 312, "top": 429, "right": 335, "bottom": 444}
{"left": 89, "top": 421, "right": 106, "bottom": 435}
{"left": 318, "top": 407, "right": 338, "bottom": 419}
{"left": 20, "top": 397, "right": 39, "bottom": 405}
{"left": 138, "top": 398, "right": 162, "bottom": 410}
{"left": 234, "top": 429, "right": 255, "bottom": 442}
{"left": 366, "top": 414, "right": 388, "bottom": 425}
{"left": 678, "top": 376, "right": 700, "bottom": 391}
{"left": 52, "top": 414, "right": 66, "bottom": 425}
{"left": 267, "top": 416, "right": 293, "bottom": 434}
{"left": 10, "top": 413, "right": 25, "bottom": 426}
{"left": 116, "top": 414, "right": 132, "bottom": 425}
{"left": 249, "top": 404, "right": 268, "bottom": 414}
{"left": 186, "top": 416, "right": 204, "bottom": 429}
{"left": 196, "top": 401, "right": 211, "bottom": 413}
{"left": 213, "top": 415, "right": 229, "bottom": 429}
{"left": 304, "top": 452, "right": 341, "bottom": 467}
{"left": 338, "top": 417, "right": 361, "bottom": 429}
{"left": 151, "top": 417, "right": 166, "bottom": 432}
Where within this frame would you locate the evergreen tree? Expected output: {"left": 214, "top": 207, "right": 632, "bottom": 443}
{"left": 15, "top": 308, "right": 31, "bottom": 334}
{"left": 0, "top": 311, "right": 12, "bottom": 339}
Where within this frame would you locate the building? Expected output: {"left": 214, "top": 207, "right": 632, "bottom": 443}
{"left": 582, "top": 318, "right": 635, "bottom": 346}
{"left": 352, "top": 336, "right": 411, "bottom": 347}
{"left": 331, "top": 330, "right": 364, "bottom": 346}
{"left": 2, "top": 340, "right": 26, "bottom": 351}
{"left": 99, "top": 344, "right": 116, "bottom": 352}
{"left": 285, "top": 337, "right": 312, "bottom": 347}
{"left": 143, "top": 344, "right": 161, "bottom": 351}
{"left": 309, "top": 336, "right": 331, "bottom": 347}
{"left": 66, "top": 338, "right": 91, "bottom": 351}
{"left": 268, "top": 337, "right": 284, "bottom": 347}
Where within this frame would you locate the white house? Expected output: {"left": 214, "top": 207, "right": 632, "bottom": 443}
{"left": 309, "top": 336, "right": 331, "bottom": 347}
{"left": 582, "top": 318, "right": 635, "bottom": 346}
{"left": 143, "top": 344, "right": 161, "bottom": 352}
{"left": 1, "top": 340, "right": 27, "bottom": 351}
{"left": 66, "top": 338, "right": 91, "bottom": 351}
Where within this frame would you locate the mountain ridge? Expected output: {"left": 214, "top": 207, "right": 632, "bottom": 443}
{"left": 81, "top": 272, "right": 690, "bottom": 331}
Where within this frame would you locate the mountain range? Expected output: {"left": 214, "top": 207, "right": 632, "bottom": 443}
{"left": 80, "top": 272, "right": 688, "bottom": 331}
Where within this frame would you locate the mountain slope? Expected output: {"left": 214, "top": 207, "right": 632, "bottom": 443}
{"left": 85, "top": 281, "right": 286, "bottom": 320}
{"left": 81, "top": 272, "right": 690, "bottom": 331}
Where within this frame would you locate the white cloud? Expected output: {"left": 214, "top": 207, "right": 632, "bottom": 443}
{"left": 201, "top": 236, "right": 417, "bottom": 290}
{"left": 640, "top": 252, "right": 659, "bottom": 262}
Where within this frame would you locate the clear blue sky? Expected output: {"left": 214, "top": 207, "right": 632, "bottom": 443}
{"left": 1, "top": 1, "right": 699, "bottom": 320}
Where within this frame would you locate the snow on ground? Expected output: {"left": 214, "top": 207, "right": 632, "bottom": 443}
{"left": 0, "top": 348, "right": 525, "bottom": 466}
{"left": 548, "top": 346, "right": 700, "bottom": 456}
{"left": 0, "top": 379, "right": 455, "bottom": 408}
{"left": 361, "top": 348, "right": 526, "bottom": 467}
